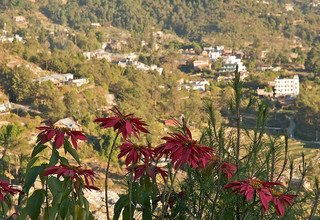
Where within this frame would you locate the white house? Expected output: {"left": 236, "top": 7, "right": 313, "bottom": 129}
{"left": 218, "top": 55, "right": 247, "bottom": 74}
{"left": 119, "top": 60, "right": 163, "bottom": 75}
{"left": 203, "top": 46, "right": 224, "bottom": 61}
{"left": 0, "top": 34, "right": 24, "bottom": 43}
{"left": 190, "top": 80, "right": 210, "bottom": 91}
{"left": 83, "top": 50, "right": 112, "bottom": 61}
{"left": 209, "top": 51, "right": 222, "bottom": 61}
{"left": 0, "top": 36, "right": 13, "bottom": 43}
{"left": 134, "top": 61, "right": 150, "bottom": 71}
{"left": 216, "top": 46, "right": 224, "bottom": 52}
{"left": 14, "top": 34, "right": 24, "bottom": 42}
{"left": 14, "top": 16, "right": 26, "bottom": 23}
{"left": 0, "top": 104, "right": 6, "bottom": 112}
{"left": 36, "top": 73, "right": 74, "bottom": 85}
{"left": 58, "top": 73, "right": 74, "bottom": 82}
{"left": 179, "top": 80, "right": 210, "bottom": 92}
{"left": 274, "top": 75, "right": 299, "bottom": 97}
{"left": 91, "top": 23, "right": 101, "bottom": 27}
{"left": 54, "top": 118, "right": 80, "bottom": 130}
{"left": 72, "top": 78, "right": 89, "bottom": 87}
{"left": 118, "top": 60, "right": 128, "bottom": 68}
{"left": 83, "top": 52, "right": 94, "bottom": 60}
{"left": 150, "top": 65, "right": 164, "bottom": 75}
{"left": 0, "top": 102, "right": 11, "bottom": 113}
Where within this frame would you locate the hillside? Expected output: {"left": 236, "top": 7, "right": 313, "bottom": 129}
{"left": 1, "top": 1, "right": 319, "bottom": 38}
{"left": 0, "top": 1, "right": 319, "bottom": 219}
{"left": 11, "top": 0, "right": 320, "bottom": 46}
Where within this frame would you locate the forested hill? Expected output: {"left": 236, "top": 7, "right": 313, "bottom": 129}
{"left": 1, "top": 0, "right": 320, "bottom": 44}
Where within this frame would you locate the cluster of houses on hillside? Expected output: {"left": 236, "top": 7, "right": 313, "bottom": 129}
{"left": 181, "top": 45, "right": 248, "bottom": 81}
{"left": 0, "top": 20, "right": 25, "bottom": 44}
{"left": 0, "top": 33, "right": 24, "bottom": 43}
{"left": 118, "top": 55, "right": 164, "bottom": 75}
{"left": 35, "top": 73, "right": 89, "bottom": 87}
{"left": 257, "top": 75, "right": 300, "bottom": 98}
{"left": 83, "top": 49, "right": 163, "bottom": 75}
{"left": 83, "top": 49, "right": 114, "bottom": 61}
{"left": 0, "top": 28, "right": 24, "bottom": 44}
{"left": 178, "top": 79, "right": 210, "bottom": 92}
{"left": 177, "top": 44, "right": 302, "bottom": 99}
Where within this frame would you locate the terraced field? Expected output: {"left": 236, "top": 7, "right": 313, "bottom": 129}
{"left": 287, "top": 140, "right": 317, "bottom": 159}
{"left": 286, "top": 140, "right": 320, "bottom": 176}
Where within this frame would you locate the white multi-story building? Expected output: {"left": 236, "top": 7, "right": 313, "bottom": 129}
{"left": 274, "top": 75, "right": 299, "bottom": 97}
{"left": 222, "top": 55, "right": 247, "bottom": 72}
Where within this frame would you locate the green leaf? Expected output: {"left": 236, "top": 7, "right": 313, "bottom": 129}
{"left": 59, "top": 156, "right": 70, "bottom": 166}
{"left": 0, "top": 200, "right": 9, "bottom": 217}
{"left": 59, "top": 198, "right": 71, "bottom": 219}
{"left": 47, "top": 176, "right": 62, "bottom": 196}
{"left": 24, "top": 189, "right": 45, "bottom": 220}
{"left": 74, "top": 204, "right": 85, "bottom": 220}
{"left": 87, "top": 212, "right": 95, "bottom": 220}
{"left": 60, "top": 179, "right": 73, "bottom": 201}
{"left": 31, "top": 144, "right": 47, "bottom": 158}
{"left": 68, "top": 199, "right": 76, "bottom": 218}
{"left": 49, "top": 147, "right": 59, "bottom": 165}
{"left": 43, "top": 207, "right": 59, "bottom": 220}
{"left": 83, "top": 197, "right": 90, "bottom": 219}
{"left": 26, "top": 156, "right": 39, "bottom": 170}
{"left": 122, "top": 204, "right": 134, "bottom": 220}
{"left": 24, "top": 165, "right": 45, "bottom": 193}
{"left": 64, "top": 141, "right": 80, "bottom": 164}
{"left": 113, "top": 195, "right": 129, "bottom": 220}
{"left": 141, "top": 192, "right": 152, "bottom": 220}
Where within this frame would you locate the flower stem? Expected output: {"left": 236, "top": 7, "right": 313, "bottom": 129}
{"left": 160, "top": 168, "right": 178, "bottom": 220}
{"left": 129, "top": 171, "right": 133, "bottom": 219}
{"left": 45, "top": 177, "right": 49, "bottom": 219}
{"left": 105, "top": 132, "right": 119, "bottom": 220}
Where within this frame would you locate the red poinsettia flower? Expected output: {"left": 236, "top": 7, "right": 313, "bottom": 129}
{"left": 37, "top": 125, "right": 87, "bottom": 149}
{"left": 271, "top": 189, "right": 296, "bottom": 217}
{"left": 225, "top": 179, "right": 281, "bottom": 212}
{"left": 118, "top": 142, "right": 152, "bottom": 166}
{"left": 220, "top": 162, "right": 237, "bottom": 179}
{"left": 154, "top": 127, "right": 214, "bottom": 169}
{"left": 0, "top": 180, "right": 23, "bottom": 201}
{"left": 129, "top": 164, "right": 168, "bottom": 181}
{"left": 94, "top": 107, "right": 149, "bottom": 139}
{"left": 43, "top": 165, "right": 99, "bottom": 191}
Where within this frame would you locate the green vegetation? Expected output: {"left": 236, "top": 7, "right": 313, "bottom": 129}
{"left": 305, "top": 43, "right": 320, "bottom": 73}
{"left": 295, "top": 80, "right": 320, "bottom": 141}
{"left": 0, "top": 66, "right": 36, "bottom": 103}
{"left": 0, "top": 1, "right": 318, "bottom": 218}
